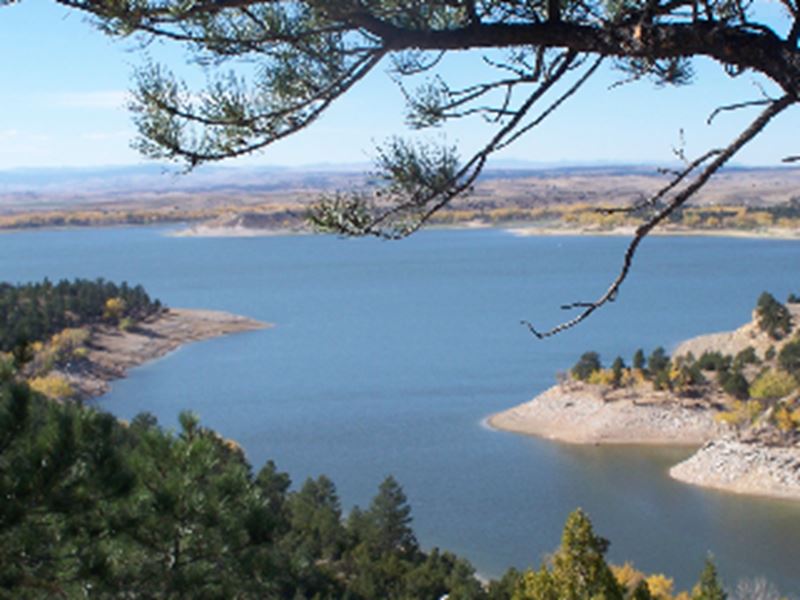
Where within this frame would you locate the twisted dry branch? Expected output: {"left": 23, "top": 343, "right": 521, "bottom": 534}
{"left": 522, "top": 93, "right": 796, "bottom": 338}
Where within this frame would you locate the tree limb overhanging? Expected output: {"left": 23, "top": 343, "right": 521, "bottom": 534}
{"left": 42, "top": 0, "right": 800, "bottom": 334}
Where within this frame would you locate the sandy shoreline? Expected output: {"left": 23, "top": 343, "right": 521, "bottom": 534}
{"left": 488, "top": 383, "right": 724, "bottom": 446}
{"left": 489, "top": 380, "right": 800, "bottom": 500}
{"left": 166, "top": 220, "right": 800, "bottom": 240}
{"left": 61, "top": 308, "right": 269, "bottom": 399}
{"left": 505, "top": 224, "right": 800, "bottom": 240}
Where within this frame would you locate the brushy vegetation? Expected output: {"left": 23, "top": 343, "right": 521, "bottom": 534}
{"left": 570, "top": 292, "right": 800, "bottom": 444}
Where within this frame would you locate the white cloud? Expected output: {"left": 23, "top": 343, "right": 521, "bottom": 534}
{"left": 51, "top": 90, "right": 129, "bottom": 110}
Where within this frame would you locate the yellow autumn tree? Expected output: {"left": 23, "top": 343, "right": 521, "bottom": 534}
{"left": 29, "top": 374, "right": 74, "bottom": 401}
{"left": 103, "top": 297, "right": 127, "bottom": 324}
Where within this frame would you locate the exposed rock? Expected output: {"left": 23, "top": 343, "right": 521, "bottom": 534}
{"left": 673, "top": 304, "right": 800, "bottom": 361}
{"left": 670, "top": 438, "right": 800, "bottom": 500}
{"left": 488, "top": 382, "right": 726, "bottom": 445}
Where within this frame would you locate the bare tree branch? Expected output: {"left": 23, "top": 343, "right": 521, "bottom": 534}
{"left": 523, "top": 93, "right": 796, "bottom": 338}
{"left": 706, "top": 98, "right": 773, "bottom": 124}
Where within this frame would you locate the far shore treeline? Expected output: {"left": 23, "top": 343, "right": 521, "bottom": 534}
{"left": 3, "top": 196, "right": 800, "bottom": 237}
{"left": 0, "top": 279, "right": 757, "bottom": 598}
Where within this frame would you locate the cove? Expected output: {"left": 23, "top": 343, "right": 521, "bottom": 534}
{"left": 1, "top": 225, "right": 799, "bottom": 592}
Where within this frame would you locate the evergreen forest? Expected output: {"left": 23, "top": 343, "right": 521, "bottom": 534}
{"left": 0, "top": 278, "right": 162, "bottom": 353}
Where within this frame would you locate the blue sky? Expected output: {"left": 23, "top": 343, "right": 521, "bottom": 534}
{"left": 1, "top": 1, "right": 798, "bottom": 170}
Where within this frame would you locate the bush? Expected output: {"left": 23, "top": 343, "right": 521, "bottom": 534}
{"left": 756, "top": 292, "right": 792, "bottom": 340}
{"left": 611, "top": 356, "right": 625, "bottom": 387}
{"left": 749, "top": 369, "right": 797, "bottom": 399}
{"left": 716, "top": 400, "right": 763, "bottom": 428}
{"left": 778, "top": 340, "right": 800, "bottom": 379}
{"left": 647, "top": 347, "right": 670, "bottom": 375}
{"left": 587, "top": 369, "right": 616, "bottom": 386}
{"left": 720, "top": 370, "right": 750, "bottom": 400}
{"left": 733, "top": 347, "right": 759, "bottom": 368}
{"left": 572, "top": 352, "right": 602, "bottom": 381}
{"left": 697, "top": 351, "right": 731, "bottom": 372}
{"left": 29, "top": 374, "right": 75, "bottom": 400}
{"left": 632, "top": 349, "right": 646, "bottom": 370}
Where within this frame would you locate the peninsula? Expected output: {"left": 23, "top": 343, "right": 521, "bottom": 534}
{"left": 490, "top": 293, "right": 800, "bottom": 501}
{"left": 61, "top": 308, "right": 269, "bottom": 399}
{"left": 1, "top": 278, "right": 268, "bottom": 402}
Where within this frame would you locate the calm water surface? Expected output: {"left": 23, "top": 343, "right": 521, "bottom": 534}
{"left": 1, "top": 226, "right": 799, "bottom": 592}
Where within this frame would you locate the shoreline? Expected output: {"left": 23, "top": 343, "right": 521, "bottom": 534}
{"left": 60, "top": 308, "right": 269, "bottom": 400}
{"left": 489, "top": 385, "right": 800, "bottom": 501}
{"left": 173, "top": 222, "right": 800, "bottom": 240}
{"left": 505, "top": 224, "right": 800, "bottom": 241}
{"left": 487, "top": 383, "right": 724, "bottom": 446}
{"left": 4, "top": 218, "right": 800, "bottom": 242}
{"left": 670, "top": 439, "right": 800, "bottom": 501}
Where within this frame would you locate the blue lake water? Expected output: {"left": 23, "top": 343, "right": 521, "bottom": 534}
{"left": 1, "top": 225, "right": 799, "bottom": 593}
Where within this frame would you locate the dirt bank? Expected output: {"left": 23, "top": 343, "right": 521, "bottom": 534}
{"left": 488, "top": 382, "right": 725, "bottom": 445}
{"left": 60, "top": 308, "right": 269, "bottom": 399}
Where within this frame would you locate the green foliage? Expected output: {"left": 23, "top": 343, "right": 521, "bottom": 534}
{"left": 514, "top": 509, "right": 624, "bottom": 600}
{"left": 749, "top": 369, "right": 797, "bottom": 400}
{"left": 0, "top": 381, "right": 483, "bottom": 598}
{"left": 647, "top": 347, "right": 670, "bottom": 375}
{"left": 488, "top": 567, "right": 523, "bottom": 600}
{"left": 572, "top": 352, "right": 602, "bottom": 381}
{"left": 612, "top": 356, "right": 625, "bottom": 387}
{"left": 692, "top": 558, "right": 726, "bottom": 600}
{"left": 671, "top": 361, "right": 706, "bottom": 396}
{"left": 756, "top": 292, "right": 792, "bottom": 340}
{"left": 633, "top": 349, "right": 646, "bottom": 371}
{"left": 719, "top": 370, "right": 750, "bottom": 400}
{"left": 733, "top": 346, "right": 759, "bottom": 369}
{"left": 0, "top": 381, "right": 768, "bottom": 600}
{"left": 696, "top": 351, "right": 732, "bottom": 372}
{"left": 0, "top": 279, "right": 162, "bottom": 352}
{"left": 778, "top": 340, "right": 800, "bottom": 380}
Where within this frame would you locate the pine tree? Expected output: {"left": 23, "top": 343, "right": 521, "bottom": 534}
{"left": 692, "top": 558, "right": 727, "bottom": 600}
{"left": 515, "top": 509, "right": 624, "bottom": 600}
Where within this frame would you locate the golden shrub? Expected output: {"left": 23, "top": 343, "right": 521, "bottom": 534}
{"left": 750, "top": 369, "right": 797, "bottom": 399}
{"left": 29, "top": 374, "right": 74, "bottom": 400}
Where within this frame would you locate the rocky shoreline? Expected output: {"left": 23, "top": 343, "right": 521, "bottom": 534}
{"left": 488, "top": 383, "right": 725, "bottom": 445}
{"left": 489, "top": 303, "right": 800, "bottom": 500}
{"left": 670, "top": 438, "right": 800, "bottom": 501}
{"left": 490, "top": 384, "right": 800, "bottom": 500}
{"left": 60, "top": 308, "right": 269, "bottom": 399}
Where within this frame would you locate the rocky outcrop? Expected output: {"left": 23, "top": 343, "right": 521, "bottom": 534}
{"left": 670, "top": 438, "right": 800, "bottom": 500}
{"left": 673, "top": 304, "right": 800, "bottom": 360}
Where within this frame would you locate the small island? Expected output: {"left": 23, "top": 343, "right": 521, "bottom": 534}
{"left": 0, "top": 278, "right": 268, "bottom": 401}
{"left": 490, "top": 292, "right": 800, "bottom": 501}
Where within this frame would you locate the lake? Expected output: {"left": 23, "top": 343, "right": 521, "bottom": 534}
{"left": 1, "top": 226, "right": 799, "bottom": 593}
